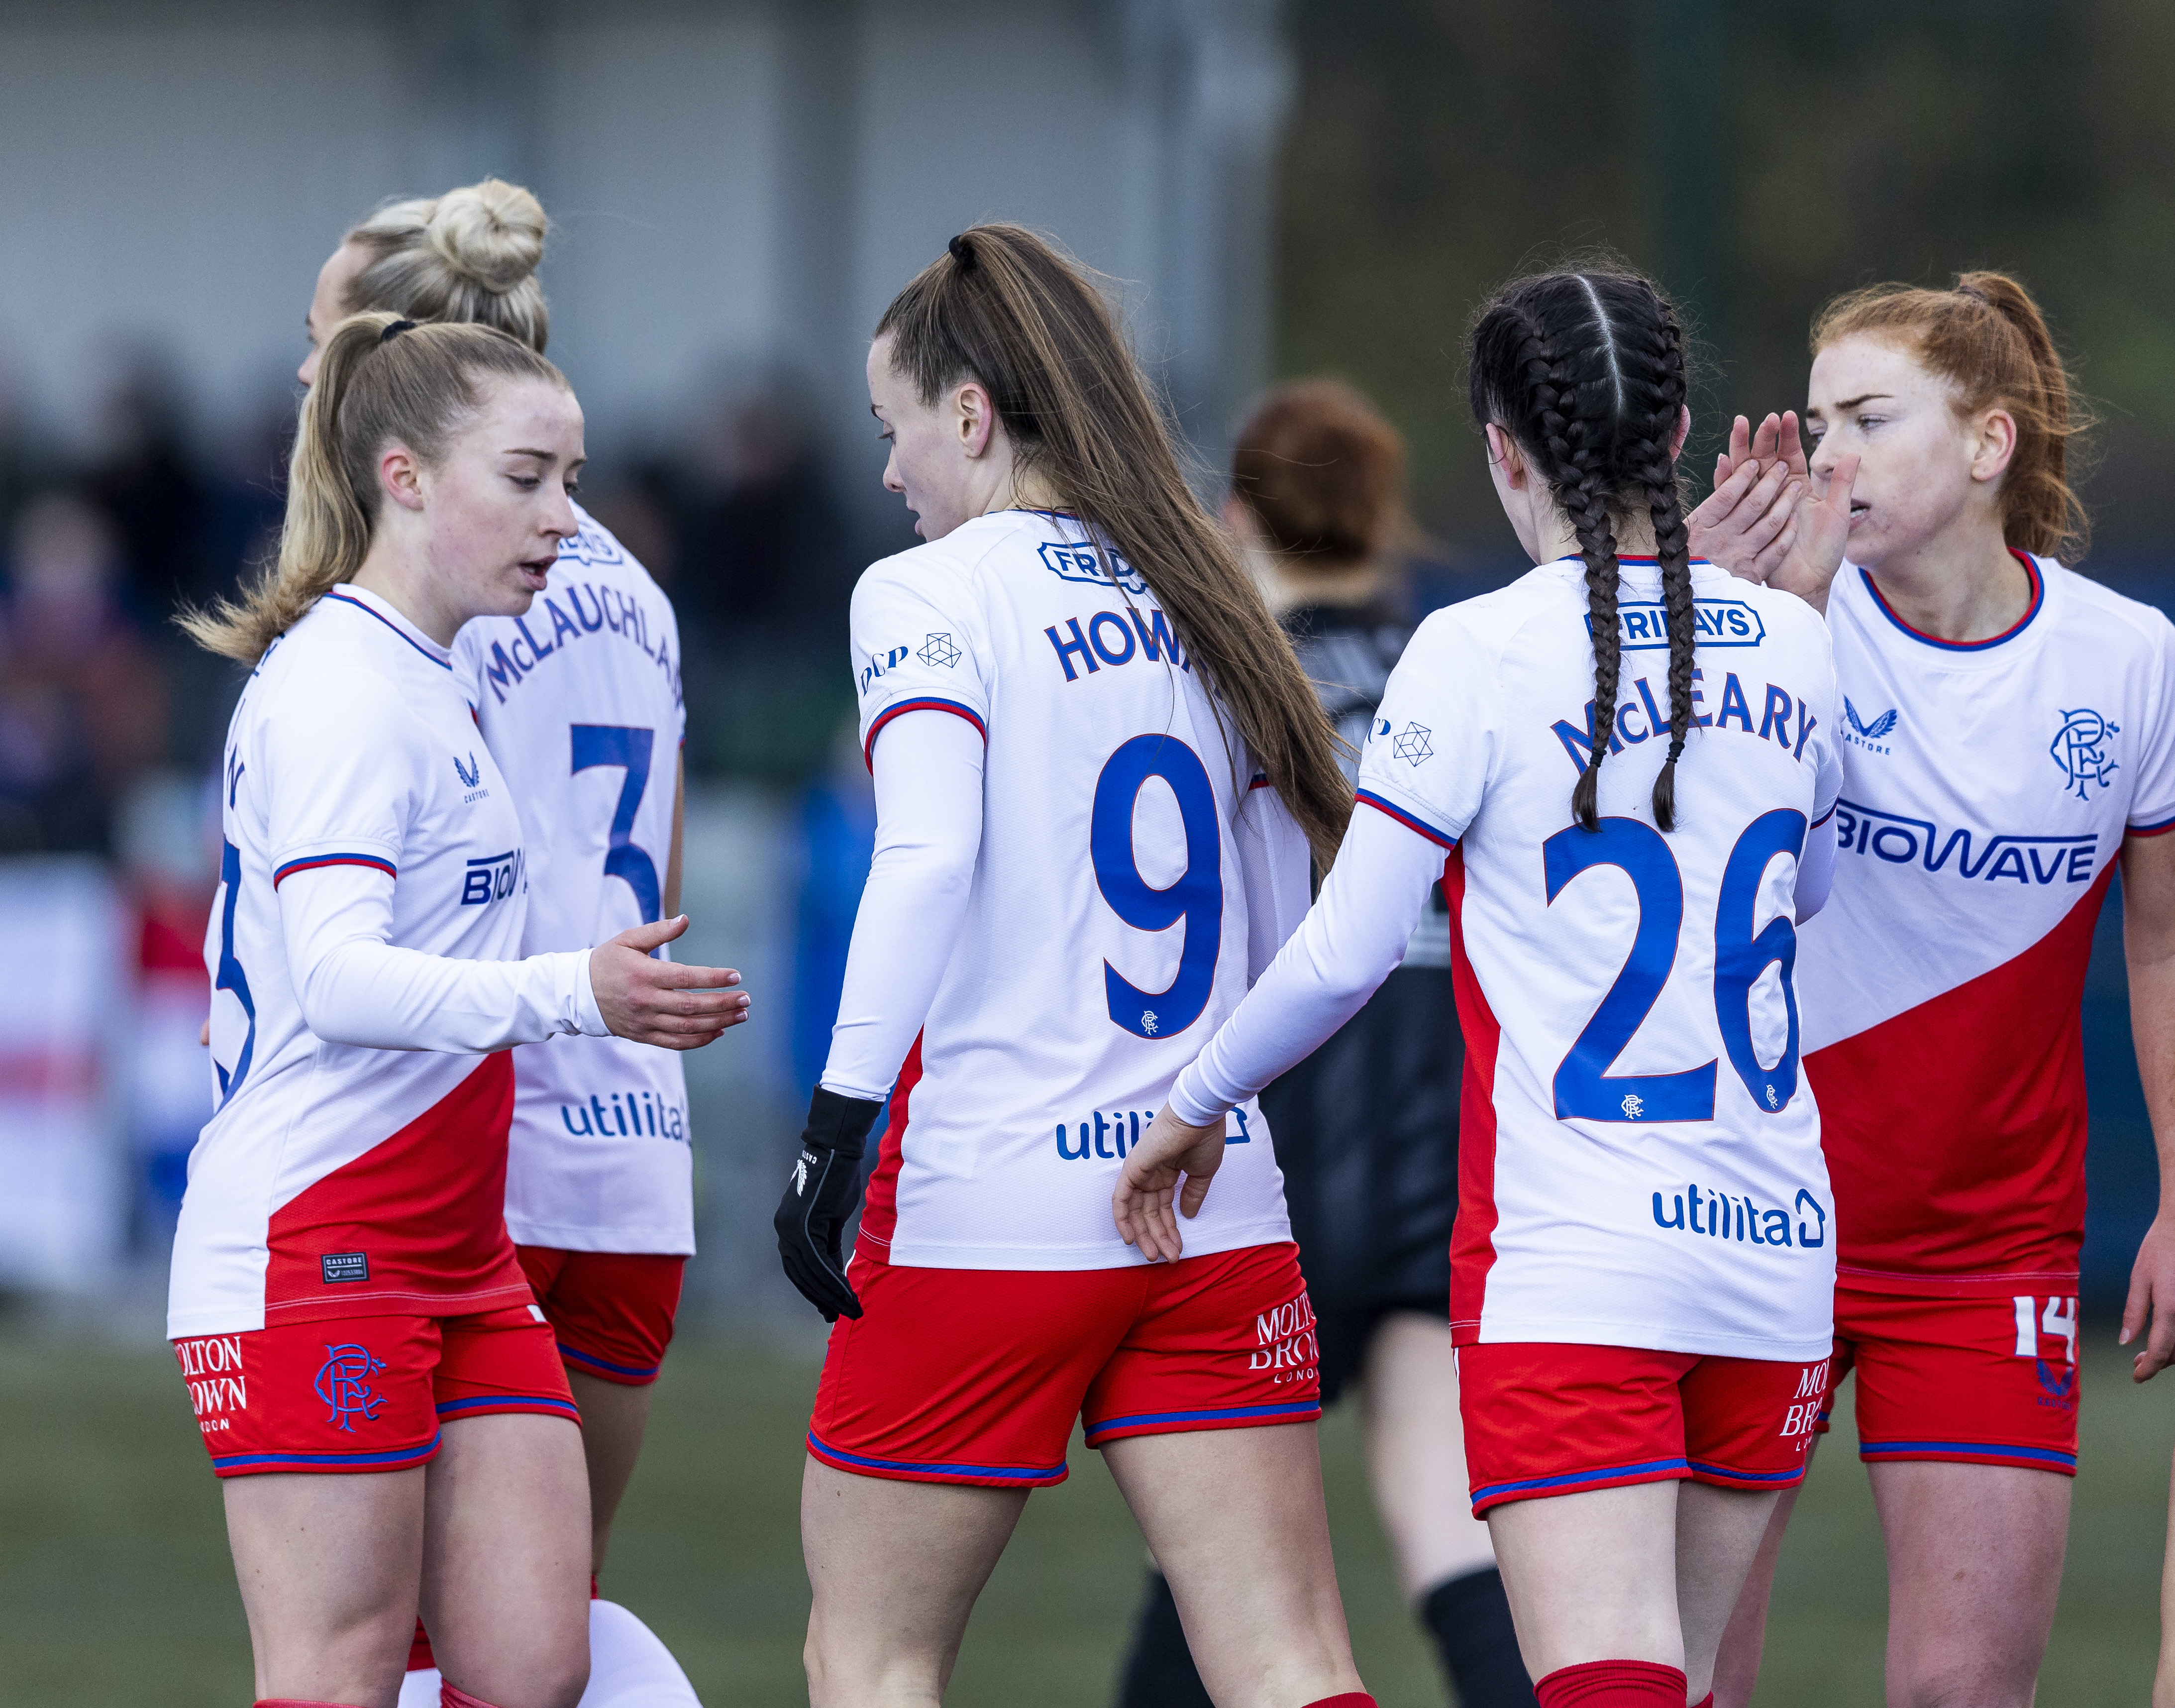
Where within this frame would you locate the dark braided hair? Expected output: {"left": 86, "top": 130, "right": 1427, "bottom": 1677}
{"left": 1467, "top": 268, "right": 1695, "bottom": 832}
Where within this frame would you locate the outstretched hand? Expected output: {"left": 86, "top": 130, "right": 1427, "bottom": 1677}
{"left": 588, "top": 915, "right": 750, "bottom": 1050}
{"left": 1112, "top": 1105, "right": 1228, "bottom": 1264}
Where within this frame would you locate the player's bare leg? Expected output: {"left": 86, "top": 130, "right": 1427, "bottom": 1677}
{"left": 567, "top": 1370, "right": 653, "bottom": 1573}
{"left": 1868, "top": 1460, "right": 2069, "bottom": 1708}
{"left": 225, "top": 1467, "right": 427, "bottom": 1708}
{"left": 1359, "top": 1312, "right": 1496, "bottom": 1596}
{"left": 1709, "top": 1480, "right": 1803, "bottom": 1707}
{"left": 422, "top": 1412, "right": 594, "bottom": 1708}
{"left": 801, "top": 1457, "right": 1028, "bottom": 1707}
{"left": 1489, "top": 1479, "right": 1778, "bottom": 1700}
{"left": 1103, "top": 1421, "right": 1363, "bottom": 1708}
{"left": 1675, "top": 1483, "right": 1785, "bottom": 1703}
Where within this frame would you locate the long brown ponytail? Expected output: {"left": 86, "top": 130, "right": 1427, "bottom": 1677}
{"left": 1812, "top": 270, "right": 2090, "bottom": 561}
{"left": 875, "top": 225, "right": 1350, "bottom": 865}
{"left": 180, "top": 313, "right": 566, "bottom": 663}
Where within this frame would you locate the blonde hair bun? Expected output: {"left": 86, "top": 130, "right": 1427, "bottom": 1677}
{"left": 341, "top": 178, "right": 552, "bottom": 353}
{"left": 426, "top": 178, "right": 548, "bottom": 294}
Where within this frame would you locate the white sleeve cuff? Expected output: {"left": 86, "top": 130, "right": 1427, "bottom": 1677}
{"left": 1167, "top": 1069, "right": 1229, "bottom": 1128}
{"left": 569, "top": 949, "right": 610, "bottom": 1037}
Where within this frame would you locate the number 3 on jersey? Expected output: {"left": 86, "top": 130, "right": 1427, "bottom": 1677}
{"left": 1091, "top": 735, "right": 1222, "bottom": 1039}
{"left": 1544, "top": 809, "right": 1805, "bottom": 1122}
{"left": 571, "top": 725, "right": 661, "bottom": 926}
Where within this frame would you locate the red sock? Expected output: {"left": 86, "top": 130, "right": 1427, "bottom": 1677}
{"left": 1535, "top": 1659, "right": 1689, "bottom": 1706}
{"left": 1300, "top": 1697, "right": 1377, "bottom": 1708}
{"left": 1691, "top": 1697, "right": 1714, "bottom": 1708}
{"left": 440, "top": 1685, "right": 503, "bottom": 1708}
{"left": 591, "top": 1573, "right": 601, "bottom": 1600}
{"left": 408, "top": 1617, "right": 436, "bottom": 1673}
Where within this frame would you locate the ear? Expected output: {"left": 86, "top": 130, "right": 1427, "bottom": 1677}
{"left": 1484, "top": 422, "right": 1529, "bottom": 489}
{"left": 1969, "top": 406, "right": 2019, "bottom": 486}
{"left": 1668, "top": 405, "right": 1691, "bottom": 462}
{"left": 379, "top": 444, "right": 426, "bottom": 513}
{"left": 954, "top": 381, "right": 997, "bottom": 460}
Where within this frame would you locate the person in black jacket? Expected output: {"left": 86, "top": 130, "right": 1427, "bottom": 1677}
{"left": 1116, "top": 381, "right": 1535, "bottom": 1708}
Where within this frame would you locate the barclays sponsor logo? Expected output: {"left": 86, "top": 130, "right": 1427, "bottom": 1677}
{"left": 1835, "top": 799, "right": 2096, "bottom": 885}
{"left": 1589, "top": 596, "right": 1766, "bottom": 650}
{"left": 1652, "top": 1182, "right": 1827, "bottom": 1250}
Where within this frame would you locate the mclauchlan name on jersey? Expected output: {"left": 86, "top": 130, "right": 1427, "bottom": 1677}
{"left": 473, "top": 580, "right": 681, "bottom": 707}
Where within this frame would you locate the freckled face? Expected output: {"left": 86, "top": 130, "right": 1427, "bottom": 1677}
{"left": 866, "top": 334, "right": 977, "bottom": 541}
{"left": 1805, "top": 333, "right": 1987, "bottom": 572}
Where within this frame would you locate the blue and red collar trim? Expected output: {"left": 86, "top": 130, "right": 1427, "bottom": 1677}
{"left": 1860, "top": 551, "right": 2043, "bottom": 652}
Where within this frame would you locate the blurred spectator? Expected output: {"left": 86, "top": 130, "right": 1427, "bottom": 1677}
{"left": 83, "top": 351, "right": 210, "bottom": 622}
{"left": 0, "top": 494, "right": 168, "bottom": 854}
{"left": 668, "top": 369, "right": 858, "bottom": 647}
{"left": 0, "top": 359, "right": 55, "bottom": 562}
{"left": 204, "top": 388, "right": 295, "bottom": 600}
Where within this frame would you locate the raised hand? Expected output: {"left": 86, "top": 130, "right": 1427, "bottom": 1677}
{"left": 1112, "top": 1104, "right": 1228, "bottom": 1263}
{"left": 1690, "top": 412, "right": 1811, "bottom": 584}
{"left": 588, "top": 915, "right": 750, "bottom": 1049}
{"left": 1768, "top": 448, "right": 1859, "bottom": 615}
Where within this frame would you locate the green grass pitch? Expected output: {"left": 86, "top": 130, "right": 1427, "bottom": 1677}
{"left": 0, "top": 1328, "right": 2161, "bottom": 1703}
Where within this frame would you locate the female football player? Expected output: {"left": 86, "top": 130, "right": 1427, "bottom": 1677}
{"left": 772, "top": 224, "right": 1374, "bottom": 1708}
{"left": 1116, "top": 380, "right": 1532, "bottom": 1708}
{"left": 1685, "top": 273, "right": 2175, "bottom": 1708}
{"left": 177, "top": 312, "right": 746, "bottom": 1708}
{"left": 1118, "top": 266, "right": 1852, "bottom": 1708}
{"left": 298, "top": 180, "right": 706, "bottom": 1706}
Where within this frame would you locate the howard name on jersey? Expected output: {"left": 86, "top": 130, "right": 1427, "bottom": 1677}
{"left": 1797, "top": 554, "right": 2175, "bottom": 1285}
{"left": 849, "top": 509, "right": 1304, "bottom": 1271}
{"left": 453, "top": 504, "right": 694, "bottom": 1255}
{"left": 176, "top": 588, "right": 535, "bottom": 1339}
{"left": 1357, "top": 558, "right": 1843, "bottom": 1362}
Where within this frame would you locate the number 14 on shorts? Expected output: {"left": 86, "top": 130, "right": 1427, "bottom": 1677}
{"left": 2013, "top": 1295, "right": 2078, "bottom": 1364}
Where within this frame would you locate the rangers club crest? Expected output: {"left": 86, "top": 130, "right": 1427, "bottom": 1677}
{"left": 2050, "top": 708, "right": 2119, "bottom": 800}
{"left": 314, "top": 1343, "right": 387, "bottom": 1432}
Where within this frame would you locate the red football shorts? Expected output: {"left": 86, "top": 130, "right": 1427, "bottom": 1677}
{"left": 1458, "top": 1341, "right": 1827, "bottom": 1516}
{"left": 807, "top": 1238, "right": 1322, "bottom": 1488}
{"left": 517, "top": 1246, "right": 686, "bottom": 1387}
{"left": 174, "top": 1305, "right": 578, "bottom": 1478}
{"left": 1815, "top": 1282, "right": 2079, "bottom": 1475}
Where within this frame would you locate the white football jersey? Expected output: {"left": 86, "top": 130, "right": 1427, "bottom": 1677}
{"left": 850, "top": 509, "right": 1304, "bottom": 1270}
{"left": 1357, "top": 557, "right": 1843, "bottom": 1362}
{"left": 174, "top": 587, "right": 536, "bottom": 1339}
{"left": 452, "top": 506, "right": 693, "bottom": 1255}
{"left": 1795, "top": 554, "right": 2175, "bottom": 1288}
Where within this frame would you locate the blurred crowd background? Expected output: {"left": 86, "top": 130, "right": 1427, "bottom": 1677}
{"left": 0, "top": 0, "right": 2170, "bottom": 1329}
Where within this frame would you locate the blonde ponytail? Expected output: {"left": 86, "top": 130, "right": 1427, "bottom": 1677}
{"left": 180, "top": 313, "right": 566, "bottom": 663}
{"left": 343, "top": 178, "right": 551, "bottom": 352}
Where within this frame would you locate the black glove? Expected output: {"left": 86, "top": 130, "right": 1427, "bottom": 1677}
{"left": 775, "top": 1087, "right": 882, "bottom": 1321}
